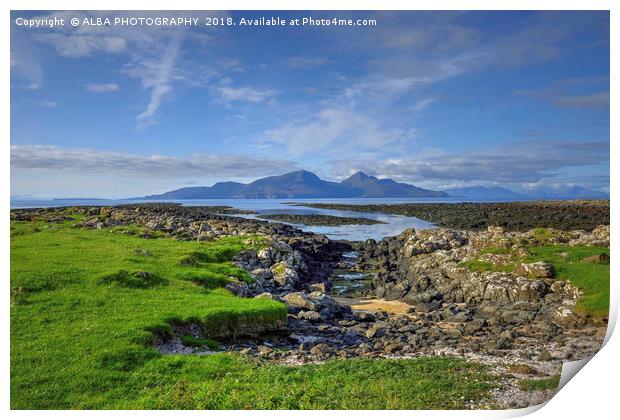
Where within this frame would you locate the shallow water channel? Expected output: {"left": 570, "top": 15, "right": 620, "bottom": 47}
{"left": 330, "top": 251, "right": 413, "bottom": 314}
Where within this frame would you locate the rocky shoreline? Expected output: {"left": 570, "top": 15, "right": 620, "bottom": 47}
{"left": 10, "top": 202, "right": 610, "bottom": 408}
{"left": 291, "top": 200, "right": 610, "bottom": 231}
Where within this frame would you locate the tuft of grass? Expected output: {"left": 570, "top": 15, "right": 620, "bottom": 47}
{"left": 108, "top": 225, "right": 166, "bottom": 238}
{"left": 99, "top": 270, "right": 168, "bottom": 288}
{"left": 178, "top": 269, "right": 230, "bottom": 289}
{"left": 506, "top": 364, "right": 537, "bottom": 375}
{"left": 532, "top": 227, "right": 551, "bottom": 240}
{"left": 181, "top": 335, "right": 221, "bottom": 351}
{"left": 180, "top": 247, "right": 241, "bottom": 266}
{"left": 480, "top": 246, "right": 511, "bottom": 255}
{"left": 518, "top": 375, "right": 560, "bottom": 392}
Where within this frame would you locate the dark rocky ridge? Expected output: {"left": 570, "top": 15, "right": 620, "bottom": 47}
{"left": 257, "top": 213, "right": 386, "bottom": 226}
{"left": 292, "top": 200, "right": 610, "bottom": 231}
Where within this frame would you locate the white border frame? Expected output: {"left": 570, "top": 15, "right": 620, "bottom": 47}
{"left": 2, "top": 2, "right": 616, "bottom": 419}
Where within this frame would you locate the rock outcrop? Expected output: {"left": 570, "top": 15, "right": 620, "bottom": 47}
{"left": 359, "top": 226, "right": 609, "bottom": 330}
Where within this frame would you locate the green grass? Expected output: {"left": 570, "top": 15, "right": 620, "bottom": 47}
{"left": 113, "top": 356, "right": 497, "bottom": 409}
{"left": 518, "top": 375, "right": 560, "bottom": 392}
{"left": 532, "top": 227, "right": 552, "bottom": 240}
{"left": 10, "top": 219, "right": 497, "bottom": 409}
{"left": 526, "top": 245, "right": 610, "bottom": 317}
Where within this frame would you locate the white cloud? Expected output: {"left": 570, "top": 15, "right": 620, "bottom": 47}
{"left": 216, "top": 85, "right": 277, "bottom": 103}
{"left": 11, "top": 144, "right": 299, "bottom": 179}
{"left": 38, "top": 34, "right": 126, "bottom": 58}
{"left": 85, "top": 83, "right": 120, "bottom": 93}
{"left": 262, "top": 106, "right": 405, "bottom": 157}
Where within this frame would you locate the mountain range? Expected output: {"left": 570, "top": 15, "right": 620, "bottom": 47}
{"left": 142, "top": 170, "right": 608, "bottom": 200}
{"left": 445, "top": 185, "right": 608, "bottom": 200}
{"left": 144, "top": 170, "right": 448, "bottom": 199}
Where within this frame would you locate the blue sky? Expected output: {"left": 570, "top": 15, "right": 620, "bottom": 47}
{"left": 10, "top": 11, "right": 610, "bottom": 197}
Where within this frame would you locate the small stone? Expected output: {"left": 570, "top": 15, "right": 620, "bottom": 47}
{"left": 582, "top": 253, "right": 610, "bottom": 264}
{"left": 538, "top": 349, "right": 553, "bottom": 361}
{"left": 282, "top": 292, "right": 316, "bottom": 310}
{"left": 384, "top": 343, "right": 403, "bottom": 354}
{"left": 445, "top": 328, "right": 463, "bottom": 337}
{"left": 257, "top": 345, "right": 273, "bottom": 355}
{"left": 298, "top": 310, "right": 322, "bottom": 322}
{"left": 500, "top": 330, "right": 514, "bottom": 340}
{"left": 416, "top": 300, "right": 442, "bottom": 313}
{"left": 496, "top": 337, "right": 512, "bottom": 350}
{"left": 310, "top": 343, "right": 331, "bottom": 356}
{"left": 357, "top": 342, "right": 372, "bottom": 354}
{"left": 365, "top": 325, "right": 386, "bottom": 339}
{"left": 309, "top": 282, "right": 328, "bottom": 293}
{"left": 515, "top": 262, "right": 555, "bottom": 278}
{"left": 353, "top": 312, "right": 376, "bottom": 322}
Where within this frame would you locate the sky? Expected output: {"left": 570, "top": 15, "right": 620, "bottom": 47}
{"left": 10, "top": 10, "right": 610, "bottom": 198}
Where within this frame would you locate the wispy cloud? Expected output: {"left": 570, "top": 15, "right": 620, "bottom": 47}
{"left": 14, "top": 11, "right": 228, "bottom": 128}
{"left": 136, "top": 35, "right": 182, "bottom": 128}
{"left": 551, "top": 92, "right": 609, "bottom": 109}
{"left": 85, "top": 83, "right": 120, "bottom": 93}
{"left": 412, "top": 97, "right": 438, "bottom": 112}
{"left": 215, "top": 85, "right": 277, "bottom": 104}
{"left": 35, "top": 100, "right": 57, "bottom": 108}
{"left": 11, "top": 145, "right": 299, "bottom": 179}
{"left": 516, "top": 77, "right": 609, "bottom": 110}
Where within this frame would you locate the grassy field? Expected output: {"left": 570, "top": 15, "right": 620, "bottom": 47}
{"left": 462, "top": 244, "right": 609, "bottom": 317}
{"left": 10, "top": 218, "right": 496, "bottom": 409}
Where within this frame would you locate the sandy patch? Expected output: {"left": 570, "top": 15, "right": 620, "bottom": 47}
{"left": 348, "top": 298, "right": 413, "bottom": 314}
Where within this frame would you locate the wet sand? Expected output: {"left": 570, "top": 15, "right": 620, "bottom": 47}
{"left": 336, "top": 297, "right": 412, "bottom": 314}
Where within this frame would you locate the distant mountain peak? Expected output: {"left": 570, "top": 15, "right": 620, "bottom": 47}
{"left": 143, "top": 169, "right": 447, "bottom": 199}
{"left": 290, "top": 169, "right": 321, "bottom": 180}
{"left": 347, "top": 171, "right": 372, "bottom": 179}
